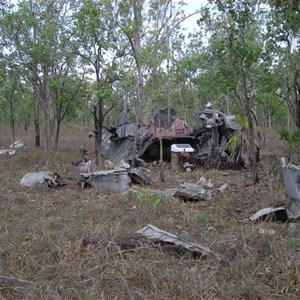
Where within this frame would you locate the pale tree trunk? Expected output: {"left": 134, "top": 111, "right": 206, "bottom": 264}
{"left": 158, "top": 116, "right": 165, "bottom": 183}
{"left": 9, "top": 90, "right": 16, "bottom": 149}
{"left": 42, "top": 66, "right": 54, "bottom": 153}
{"left": 294, "top": 73, "right": 300, "bottom": 128}
{"left": 55, "top": 119, "right": 61, "bottom": 150}
{"left": 33, "top": 84, "right": 40, "bottom": 147}
{"left": 245, "top": 99, "right": 258, "bottom": 183}
{"left": 125, "top": 0, "right": 146, "bottom": 126}
{"left": 31, "top": 0, "right": 40, "bottom": 147}
{"left": 235, "top": 82, "right": 258, "bottom": 184}
{"left": 287, "top": 108, "right": 291, "bottom": 130}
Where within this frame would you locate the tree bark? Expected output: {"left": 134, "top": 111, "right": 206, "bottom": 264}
{"left": 33, "top": 85, "right": 40, "bottom": 147}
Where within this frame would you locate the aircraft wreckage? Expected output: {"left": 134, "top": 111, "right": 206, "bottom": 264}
{"left": 95, "top": 104, "right": 259, "bottom": 168}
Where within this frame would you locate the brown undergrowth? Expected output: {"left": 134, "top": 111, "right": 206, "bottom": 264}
{"left": 0, "top": 127, "right": 299, "bottom": 299}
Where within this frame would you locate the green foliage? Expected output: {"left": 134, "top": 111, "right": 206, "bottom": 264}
{"left": 226, "top": 134, "right": 240, "bottom": 153}
{"left": 135, "top": 187, "right": 162, "bottom": 208}
{"left": 279, "top": 128, "right": 300, "bottom": 163}
{"left": 265, "top": 1, "right": 300, "bottom": 128}
{"left": 0, "top": 0, "right": 298, "bottom": 143}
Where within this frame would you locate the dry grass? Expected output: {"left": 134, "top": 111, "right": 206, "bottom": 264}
{"left": 0, "top": 126, "right": 299, "bottom": 299}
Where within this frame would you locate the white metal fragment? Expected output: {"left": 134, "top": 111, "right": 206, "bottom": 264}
{"left": 20, "top": 171, "right": 60, "bottom": 188}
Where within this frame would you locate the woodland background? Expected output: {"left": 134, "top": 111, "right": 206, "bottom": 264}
{"left": 1, "top": 0, "right": 299, "bottom": 158}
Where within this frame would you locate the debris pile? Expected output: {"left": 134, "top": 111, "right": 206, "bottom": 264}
{"left": 0, "top": 139, "right": 25, "bottom": 156}
{"left": 96, "top": 105, "right": 257, "bottom": 169}
{"left": 193, "top": 104, "right": 259, "bottom": 167}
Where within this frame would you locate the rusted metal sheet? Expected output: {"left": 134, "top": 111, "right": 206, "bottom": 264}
{"left": 149, "top": 118, "right": 192, "bottom": 138}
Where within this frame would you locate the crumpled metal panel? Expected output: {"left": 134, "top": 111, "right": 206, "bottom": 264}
{"left": 194, "top": 108, "right": 239, "bottom": 131}
{"left": 174, "top": 181, "right": 213, "bottom": 201}
{"left": 135, "top": 224, "right": 220, "bottom": 259}
{"left": 81, "top": 169, "right": 130, "bottom": 192}
{"left": 281, "top": 160, "right": 300, "bottom": 219}
{"left": 106, "top": 138, "right": 135, "bottom": 162}
{"left": 116, "top": 111, "right": 130, "bottom": 126}
{"left": 116, "top": 123, "right": 136, "bottom": 139}
{"left": 20, "top": 171, "right": 63, "bottom": 188}
{"left": 250, "top": 159, "right": 300, "bottom": 222}
{"left": 250, "top": 207, "right": 288, "bottom": 222}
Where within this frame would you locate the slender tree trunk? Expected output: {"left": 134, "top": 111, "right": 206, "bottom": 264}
{"left": 33, "top": 86, "right": 40, "bottom": 147}
{"left": 9, "top": 98, "right": 15, "bottom": 149}
{"left": 42, "top": 67, "right": 53, "bottom": 153}
{"left": 128, "top": 0, "right": 145, "bottom": 126}
{"left": 246, "top": 99, "right": 258, "bottom": 184}
{"left": 31, "top": 0, "right": 40, "bottom": 147}
{"left": 294, "top": 74, "right": 300, "bottom": 128}
{"left": 55, "top": 119, "right": 61, "bottom": 150}
{"left": 158, "top": 116, "right": 165, "bottom": 182}
{"left": 93, "top": 104, "right": 100, "bottom": 166}
{"left": 97, "top": 98, "right": 104, "bottom": 168}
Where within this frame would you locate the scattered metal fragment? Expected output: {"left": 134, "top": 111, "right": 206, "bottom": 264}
{"left": 250, "top": 158, "right": 300, "bottom": 223}
{"left": 182, "top": 162, "right": 196, "bottom": 172}
{"left": 197, "top": 176, "right": 214, "bottom": 188}
{"left": 128, "top": 168, "right": 151, "bottom": 185}
{"left": 174, "top": 179, "right": 213, "bottom": 201}
{"left": 135, "top": 224, "right": 222, "bottom": 260}
{"left": 218, "top": 183, "right": 229, "bottom": 192}
{"left": 250, "top": 207, "right": 288, "bottom": 222}
{"left": 258, "top": 228, "right": 276, "bottom": 235}
{"left": 82, "top": 225, "right": 224, "bottom": 261}
{"left": 0, "top": 149, "right": 16, "bottom": 155}
{"left": 72, "top": 147, "right": 92, "bottom": 172}
{"left": 20, "top": 171, "right": 65, "bottom": 188}
{"left": 80, "top": 169, "right": 131, "bottom": 192}
{"left": 75, "top": 160, "right": 92, "bottom": 172}
{"left": 9, "top": 139, "right": 25, "bottom": 150}
{"left": 281, "top": 158, "right": 300, "bottom": 219}
{"left": 104, "top": 159, "right": 130, "bottom": 170}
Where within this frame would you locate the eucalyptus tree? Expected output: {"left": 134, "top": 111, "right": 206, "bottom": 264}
{"left": 114, "top": 0, "right": 188, "bottom": 124}
{"left": 50, "top": 74, "right": 88, "bottom": 149}
{"left": 193, "top": 0, "right": 266, "bottom": 182}
{"left": 0, "top": 0, "right": 79, "bottom": 152}
{"left": 73, "top": 0, "right": 121, "bottom": 165}
{"left": 0, "top": 65, "right": 23, "bottom": 146}
{"left": 266, "top": 1, "right": 300, "bottom": 129}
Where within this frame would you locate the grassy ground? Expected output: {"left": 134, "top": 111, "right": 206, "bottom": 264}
{"left": 0, "top": 127, "right": 299, "bottom": 299}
